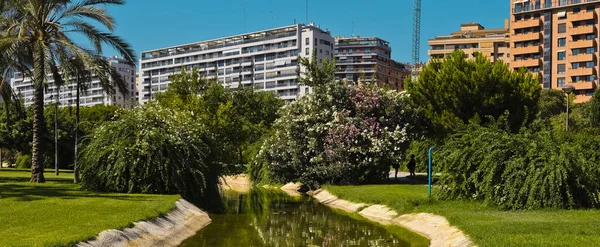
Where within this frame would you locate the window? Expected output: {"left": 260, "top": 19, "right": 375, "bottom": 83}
{"left": 587, "top": 34, "right": 596, "bottom": 40}
{"left": 558, "top": 38, "right": 566, "bottom": 47}
{"left": 334, "top": 49, "right": 338, "bottom": 55}
{"left": 573, "top": 63, "right": 580, "bottom": 69}
{"left": 558, "top": 24, "right": 566, "bottom": 33}
{"left": 574, "top": 7, "right": 581, "bottom": 14}
{"left": 588, "top": 75, "right": 596, "bottom": 82}
{"left": 573, "top": 76, "right": 581, "bottom": 82}
{"left": 533, "top": 27, "right": 541, "bottom": 32}
{"left": 587, "top": 6, "right": 595, "bottom": 12}
{"left": 573, "top": 49, "right": 580, "bottom": 55}
{"left": 558, "top": 51, "right": 566, "bottom": 60}
{"left": 305, "top": 38, "right": 309, "bottom": 45}
{"left": 319, "top": 49, "right": 322, "bottom": 54}
{"left": 558, "top": 64, "right": 566, "bottom": 74}
{"left": 314, "top": 38, "right": 317, "bottom": 46}
{"left": 515, "top": 42, "right": 522, "bottom": 48}
{"left": 534, "top": 54, "right": 541, "bottom": 59}
{"left": 305, "top": 48, "right": 309, "bottom": 55}
{"left": 558, "top": 77, "right": 566, "bottom": 87}
{"left": 515, "top": 15, "right": 522, "bottom": 21}
{"left": 534, "top": 13, "right": 540, "bottom": 19}
{"left": 533, "top": 67, "right": 541, "bottom": 72}
{"left": 586, "top": 47, "right": 596, "bottom": 54}
{"left": 586, "top": 61, "right": 595, "bottom": 68}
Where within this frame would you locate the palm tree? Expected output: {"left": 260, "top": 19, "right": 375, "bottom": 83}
{"left": 0, "top": 0, "right": 136, "bottom": 182}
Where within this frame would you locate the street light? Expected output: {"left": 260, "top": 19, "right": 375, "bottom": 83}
{"left": 50, "top": 92, "right": 59, "bottom": 176}
{"left": 562, "top": 85, "right": 575, "bottom": 131}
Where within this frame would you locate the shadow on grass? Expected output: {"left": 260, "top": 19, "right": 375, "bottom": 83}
{"left": 382, "top": 175, "right": 440, "bottom": 185}
{"left": 0, "top": 176, "right": 74, "bottom": 184}
{"left": 0, "top": 183, "right": 161, "bottom": 202}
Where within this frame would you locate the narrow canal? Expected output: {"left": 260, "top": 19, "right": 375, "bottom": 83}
{"left": 181, "top": 189, "right": 425, "bottom": 247}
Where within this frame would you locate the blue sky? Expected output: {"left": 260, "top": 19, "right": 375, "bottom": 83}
{"left": 99, "top": 0, "right": 509, "bottom": 65}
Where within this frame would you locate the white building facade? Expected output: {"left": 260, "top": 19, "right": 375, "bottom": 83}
{"left": 11, "top": 56, "right": 137, "bottom": 108}
{"left": 138, "top": 23, "right": 334, "bottom": 103}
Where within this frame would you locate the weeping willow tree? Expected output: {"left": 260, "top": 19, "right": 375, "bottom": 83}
{"left": 436, "top": 124, "right": 600, "bottom": 210}
{"left": 79, "top": 104, "right": 223, "bottom": 210}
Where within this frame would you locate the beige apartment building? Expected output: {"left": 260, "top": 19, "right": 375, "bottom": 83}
{"left": 428, "top": 20, "right": 511, "bottom": 63}
{"left": 511, "top": 0, "right": 599, "bottom": 102}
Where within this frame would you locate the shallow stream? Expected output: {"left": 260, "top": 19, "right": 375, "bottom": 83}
{"left": 180, "top": 189, "right": 423, "bottom": 247}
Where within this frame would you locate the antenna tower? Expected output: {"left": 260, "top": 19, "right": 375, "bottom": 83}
{"left": 412, "top": 0, "right": 421, "bottom": 77}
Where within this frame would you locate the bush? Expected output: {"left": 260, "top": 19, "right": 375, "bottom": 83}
{"left": 79, "top": 104, "right": 221, "bottom": 210}
{"left": 15, "top": 154, "right": 31, "bottom": 169}
{"left": 436, "top": 125, "right": 600, "bottom": 210}
{"left": 253, "top": 82, "right": 418, "bottom": 188}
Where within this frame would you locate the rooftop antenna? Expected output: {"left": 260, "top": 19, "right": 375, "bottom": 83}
{"left": 243, "top": 1, "right": 246, "bottom": 32}
{"left": 305, "top": 0, "right": 308, "bottom": 24}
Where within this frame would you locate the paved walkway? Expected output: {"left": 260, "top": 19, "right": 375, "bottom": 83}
{"left": 388, "top": 171, "right": 441, "bottom": 184}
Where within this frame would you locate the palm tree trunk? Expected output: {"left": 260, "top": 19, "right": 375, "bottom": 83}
{"left": 30, "top": 44, "right": 46, "bottom": 183}
{"left": 73, "top": 73, "right": 80, "bottom": 183}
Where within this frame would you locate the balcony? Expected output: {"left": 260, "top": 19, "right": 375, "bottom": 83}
{"left": 512, "top": 59, "right": 541, "bottom": 68}
{"left": 511, "top": 32, "right": 542, "bottom": 42}
{"left": 570, "top": 11, "right": 596, "bottom": 22}
{"left": 569, "top": 25, "right": 596, "bottom": 35}
{"left": 511, "top": 46, "right": 542, "bottom": 55}
{"left": 568, "top": 53, "right": 596, "bottom": 63}
{"left": 428, "top": 49, "right": 447, "bottom": 56}
{"left": 570, "top": 39, "right": 596, "bottom": 49}
{"left": 565, "top": 82, "right": 595, "bottom": 91}
{"left": 512, "top": 19, "right": 541, "bottom": 29}
{"left": 569, "top": 67, "right": 596, "bottom": 76}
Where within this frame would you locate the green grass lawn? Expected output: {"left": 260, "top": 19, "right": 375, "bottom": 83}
{"left": 0, "top": 169, "right": 180, "bottom": 247}
{"left": 324, "top": 184, "right": 600, "bottom": 247}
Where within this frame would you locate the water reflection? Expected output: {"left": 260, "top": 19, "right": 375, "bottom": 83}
{"left": 181, "top": 189, "right": 418, "bottom": 247}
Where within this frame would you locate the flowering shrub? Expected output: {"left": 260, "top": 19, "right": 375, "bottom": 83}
{"left": 251, "top": 82, "right": 420, "bottom": 188}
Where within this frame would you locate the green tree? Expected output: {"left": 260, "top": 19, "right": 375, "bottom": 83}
{"left": 590, "top": 89, "right": 600, "bottom": 129}
{"left": 406, "top": 50, "right": 541, "bottom": 135}
{"left": 537, "top": 89, "right": 566, "bottom": 120}
{"left": 156, "top": 69, "right": 284, "bottom": 174}
{"left": 297, "top": 51, "right": 337, "bottom": 88}
{"left": 0, "top": 0, "right": 135, "bottom": 182}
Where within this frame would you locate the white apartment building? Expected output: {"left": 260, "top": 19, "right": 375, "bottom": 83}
{"left": 11, "top": 56, "right": 137, "bottom": 108}
{"left": 138, "top": 23, "right": 334, "bottom": 103}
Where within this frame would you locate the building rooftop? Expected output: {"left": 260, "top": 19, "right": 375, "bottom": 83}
{"left": 141, "top": 23, "right": 330, "bottom": 61}
{"left": 334, "top": 36, "right": 391, "bottom": 50}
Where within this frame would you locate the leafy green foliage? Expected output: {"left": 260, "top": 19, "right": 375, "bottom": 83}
{"left": 156, "top": 69, "right": 283, "bottom": 175}
{"left": 536, "top": 89, "right": 566, "bottom": 120}
{"left": 436, "top": 125, "right": 600, "bottom": 210}
{"left": 406, "top": 50, "right": 541, "bottom": 135}
{"left": 15, "top": 154, "right": 31, "bottom": 169}
{"left": 297, "top": 51, "right": 337, "bottom": 88}
{"left": 79, "top": 104, "right": 221, "bottom": 209}
{"left": 590, "top": 89, "right": 600, "bottom": 129}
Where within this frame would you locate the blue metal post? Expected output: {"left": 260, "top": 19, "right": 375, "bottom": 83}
{"left": 428, "top": 147, "right": 435, "bottom": 196}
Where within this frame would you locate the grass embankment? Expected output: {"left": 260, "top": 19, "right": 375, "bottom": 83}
{"left": 0, "top": 169, "right": 180, "bottom": 247}
{"left": 324, "top": 184, "right": 600, "bottom": 247}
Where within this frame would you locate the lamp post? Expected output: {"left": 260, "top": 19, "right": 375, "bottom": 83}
{"left": 562, "top": 85, "right": 575, "bottom": 131}
{"left": 51, "top": 92, "right": 59, "bottom": 176}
